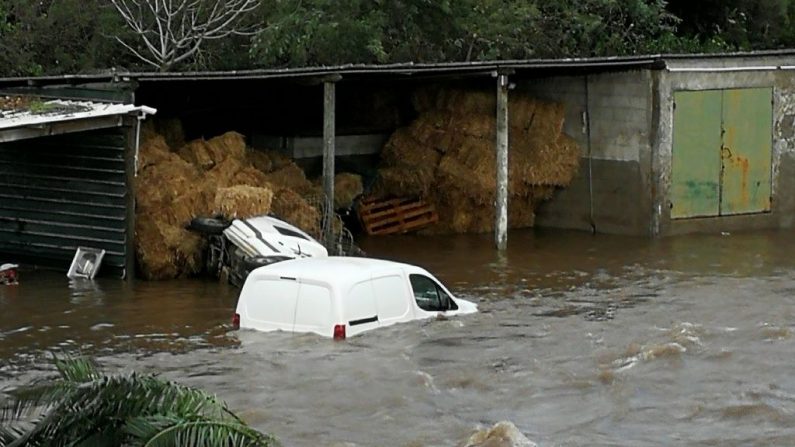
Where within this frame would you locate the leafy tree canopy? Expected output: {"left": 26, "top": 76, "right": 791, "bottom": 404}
{"left": 0, "top": 0, "right": 794, "bottom": 75}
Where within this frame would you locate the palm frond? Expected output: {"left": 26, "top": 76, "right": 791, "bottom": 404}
{"left": 52, "top": 355, "right": 102, "bottom": 384}
{"left": 15, "top": 372, "right": 253, "bottom": 445}
{"left": 1, "top": 356, "right": 276, "bottom": 447}
{"left": 0, "top": 423, "right": 28, "bottom": 447}
{"left": 0, "top": 381, "right": 76, "bottom": 421}
{"left": 125, "top": 416, "right": 276, "bottom": 447}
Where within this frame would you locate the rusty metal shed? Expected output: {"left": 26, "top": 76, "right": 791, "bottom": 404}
{"left": 0, "top": 98, "right": 155, "bottom": 278}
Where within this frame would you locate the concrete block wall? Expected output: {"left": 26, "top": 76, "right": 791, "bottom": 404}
{"left": 519, "top": 70, "right": 654, "bottom": 235}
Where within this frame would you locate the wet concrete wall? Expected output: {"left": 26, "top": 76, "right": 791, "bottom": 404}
{"left": 654, "top": 58, "right": 795, "bottom": 236}
{"left": 522, "top": 71, "right": 654, "bottom": 235}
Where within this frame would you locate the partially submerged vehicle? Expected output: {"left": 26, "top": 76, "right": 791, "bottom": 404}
{"left": 232, "top": 257, "right": 478, "bottom": 339}
{"left": 189, "top": 214, "right": 328, "bottom": 286}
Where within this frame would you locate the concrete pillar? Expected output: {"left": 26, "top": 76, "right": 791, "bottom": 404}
{"left": 323, "top": 81, "right": 336, "bottom": 249}
{"left": 495, "top": 74, "right": 509, "bottom": 250}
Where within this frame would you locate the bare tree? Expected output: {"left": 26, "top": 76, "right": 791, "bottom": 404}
{"left": 110, "top": 0, "right": 261, "bottom": 71}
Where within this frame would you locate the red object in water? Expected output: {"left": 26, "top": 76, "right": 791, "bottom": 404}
{"left": 333, "top": 324, "right": 346, "bottom": 340}
{"left": 231, "top": 313, "right": 240, "bottom": 329}
{"left": 0, "top": 264, "right": 18, "bottom": 285}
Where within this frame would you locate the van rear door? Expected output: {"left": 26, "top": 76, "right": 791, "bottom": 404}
{"left": 344, "top": 281, "right": 380, "bottom": 335}
{"left": 293, "top": 282, "right": 333, "bottom": 336}
{"left": 371, "top": 275, "right": 412, "bottom": 327}
{"left": 244, "top": 277, "right": 300, "bottom": 332}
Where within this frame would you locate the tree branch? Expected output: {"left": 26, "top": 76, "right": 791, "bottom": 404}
{"left": 109, "top": 0, "right": 261, "bottom": 70}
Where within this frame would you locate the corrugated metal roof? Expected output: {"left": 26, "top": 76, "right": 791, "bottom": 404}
{"left": 0, "top": 98, "right": 156, "bottom": 130}
{"left": 0, "top": 49, "right": 793, "bottom": 86}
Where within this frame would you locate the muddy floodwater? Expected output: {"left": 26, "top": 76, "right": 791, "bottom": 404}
{"left": 3, "top": 229, "right": 795, "bottom": 446}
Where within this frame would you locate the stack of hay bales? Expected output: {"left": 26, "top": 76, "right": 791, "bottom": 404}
{"left": 372, "top": 88, "right": 581, "bottom": 234}
{"left": 135, "top": 126, "right": 325, "bottom": 280}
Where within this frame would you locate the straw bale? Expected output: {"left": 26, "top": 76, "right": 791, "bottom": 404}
{"left": 512, "top": 134, "right": 580, "bottom": 186}
{"left": 175, "top": 230, "right": 204, "bottom": 276}
{"left": 455, "top": 114, "right": 495, "bottom": 139}
{"left": 381, "top": 128, "right": 442, "bottom": 168}
{"left": 375, "top": 88, "right": 581, "bottom": 235}
{"left": 135, "top": 217, "right": 204, "bottom": 280}
{"left": 271, "top": 188, "right": 321, "bottom": 237}
{"left": 263, "top": 163, "right": 314, "bottom": 194}
{"left": 135, "top": 217, "right": 178, "bottom": 280}
{"left": 206, "top": 131, "right": 247, "bottom": 163}
{"left": 372, "top": 166, "right": 435, "bottom": 198}
{"left": 508, "top": 196, "right": 537, "bottom": 229}
{"left": 205, "top": 157, "right": 245, "bottom": 188}
{"left": 508, "top": 96, "right": 538, "bottom": 131}
{"left": 246, "top": 149, "right": 273, "bottom": 173}
{"left": 178, "top": 139, "right": 215, "bottom": 170}
{"left": 214, "top": 185, "right": 274, "bottom": 219}
{"left": 334, "top": 173, "right": 363, "bottom": 209}
{"left": 135, "top": 156, "right": 199, "bottom": 205}
{"left": 232, "top": 166, "right": 271, "bottom": 188}
{"left": 265, "top": 150, "right": 294, "bottom": 171}
{"left": 435, "top": 89, "right": 495, "bottom": 115}
{"left": 138, "top": 135, "right": 176, "bottom": 170}
{"left": 153, "top": 182, "right": 217, "bottom": 227}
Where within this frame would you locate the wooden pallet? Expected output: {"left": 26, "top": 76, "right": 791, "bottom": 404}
{"left": 358, "top": 197, "right": 438, "bottom": 236}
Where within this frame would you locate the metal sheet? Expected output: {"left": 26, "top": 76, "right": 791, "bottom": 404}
{"left": 0, "top": 128, "right": 129, "bottom": 276}
{"left": 720, "top": 88, "right": 773, "bottom": 215}
{"left": 671, "top": 90, "right": 723, "bottom": 218}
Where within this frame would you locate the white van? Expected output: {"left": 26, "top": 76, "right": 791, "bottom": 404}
{"left": 232, "top": 257, "right": 477, "bottom": 338}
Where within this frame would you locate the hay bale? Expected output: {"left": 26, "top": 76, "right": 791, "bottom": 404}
{"left": 382, "top": 128, "right": 443, "bottom": 167}
{"left": 271, "top": 189, "right": 321, "bottom": 237}
{"left": 163, "top": 182, "right": 217, "bottom": 227}
{"left": 135, "top": 216, "right": 204, "bottom": 280}
{"left": 436, "top": 89, "right": 495, "bottom": 115}
{"left": 178, "top": 139, "right": 215, "bottom": 170}
{"left": 334, "top": 173, "right": 363, "bottom": 209}
{"left": 265, "top": 150, "right": 294, "bottom": 171}
{"left": 176, "top": 231, "right": 205, "bottom": 276}
{"left": 372, "top": 166, "right": 436, "bottom": 199}
{"left": 137, "top": 135, "right": 175, "bottom": 170}
{"left": 232, "top": 166, "right": 271, "bottom": 188}
{"left": 206, "top": 157, "right": 245, "bottom": 188}
{"left": 213, "top": 185, "right": 274, "bottom": 219}
{"left": 135, "top": 156, "right": 199, "bottom": 206}
{"left": 135, "top": 217, "right": 178, "bottom": 280}
{"left": 512, "top": 134, "right": 581, "bottom": 186}
{"left": 206, "top": 131, "right": 247, "bottom": 163}
{"left": 246, "top": 149, "right": 273, "bottom": 173}
{"left": 263, "top": 163, "right": 314, "bottom": 194}
{"left": 179, "top": 132, "right": 247, "bottom": 170}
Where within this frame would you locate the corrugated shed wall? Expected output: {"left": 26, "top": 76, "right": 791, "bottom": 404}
{"left": 0, "top": 128, "right": 130, "bottom": 277}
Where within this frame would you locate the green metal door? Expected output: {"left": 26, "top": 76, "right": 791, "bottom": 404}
{"left": 671, "top": 90, "right": 723, "bottom": 218}
{"left": 720, "top": 88, "right": 773, "bottom": 215}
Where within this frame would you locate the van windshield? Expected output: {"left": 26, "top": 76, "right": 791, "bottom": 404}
{"left": 409, "top": 274, "right": 457, "bottom": 312}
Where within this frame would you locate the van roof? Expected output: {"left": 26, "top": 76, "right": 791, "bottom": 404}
{"left": 249, "top": 256, "right": 419, "bottom": 286}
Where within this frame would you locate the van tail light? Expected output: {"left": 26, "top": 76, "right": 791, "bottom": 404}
{"left": 333, "top": 324, "right": 346, "bottom": 340}
{"left": 232, "top": 313, "right": 240, "bottom": 330}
